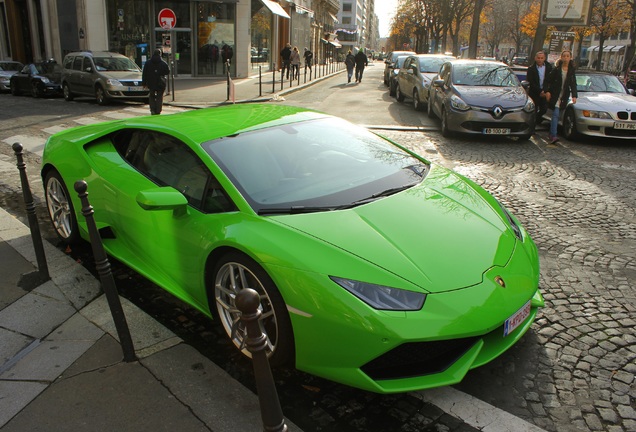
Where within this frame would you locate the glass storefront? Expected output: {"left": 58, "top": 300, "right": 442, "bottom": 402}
{"left": 106, "top": 0, "right": 235, "bottom": 77}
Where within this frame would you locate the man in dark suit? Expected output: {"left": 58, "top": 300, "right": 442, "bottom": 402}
{"left": 526, "top": 50, "right": 553, "bottom": 125}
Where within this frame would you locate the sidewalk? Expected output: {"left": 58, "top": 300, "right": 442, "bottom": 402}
{"left": 0, "top": 206, "right": 301, "bottom": 431}
{"left": 164, "top": 64, "right": 345, "bottom": 108}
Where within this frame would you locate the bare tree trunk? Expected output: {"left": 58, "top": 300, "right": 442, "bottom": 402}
{"left": 530, "top": 24, "right": 548, "bottom": 58}
{"left": 468, "top": 0, "right": 486, "bottom": 58}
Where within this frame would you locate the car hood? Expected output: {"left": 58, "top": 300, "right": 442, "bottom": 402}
{"left": 0, "top": 71, "right": 17, "bottom": 78}
{"left": 455, "top": 86, "right": 528, "bottom": 108}
{"left": 577, "top": 92, "right": 636, "bottom": 110}
{"left": 100, "top": 71, "right": 143, "bottom": 81}
{"left": 274, "top": 166, "right": 516, "bottom": 293}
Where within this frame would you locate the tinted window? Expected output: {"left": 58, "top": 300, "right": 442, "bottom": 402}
{"left": 113, "top": 130, "right": 235, "bottom": 214}
{"left": 63, "top": 56, "right": 73, "bottom": 69}
{"left": 72, "top": 56, "right": 83, "bottom": 71}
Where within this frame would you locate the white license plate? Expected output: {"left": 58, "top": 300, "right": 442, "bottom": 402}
{"left": 127, "top": 86, "right": 145, "bottom": 92}
{"left": 503, "top": 300, "right": 531, "bottom": 336}
{"left": 614, "top": 122, "right": 636, "bottom": 130}
{"left": 483, "top": 128, "right": 511, "bottom": 134}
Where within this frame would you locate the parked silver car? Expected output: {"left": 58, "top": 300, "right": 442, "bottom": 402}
{"left": 61, "top": 51, "right": 149, "bottom": 105}
{"left": 388, "top": 55, "right": 409, "bottom": 97}
{"left": 0, "top": 61, "right": 24, "bottom": 91}
{"left": 383, "top": 50, "right": 415, "bottom": 86}
{"left": 395, "top": 54, "right": 454, "bottom": 110}
{"left": 428, "top": 60, "right": 535, "bottom": 139}
{"left": 544, "top": 71, "right": 636, "bottom": 141}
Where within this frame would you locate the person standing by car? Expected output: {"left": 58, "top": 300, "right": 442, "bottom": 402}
{"left": 280, "top": 43, "right": 292, "bottom": 79}
{"left": 354, "top": 49, "right": 368, "bottom": 83}
{"left": 544, "top": 50, "right": 577, "bottom": 144}
{"left": 345, "top": 50, "right": 355, "bottom": 83}
{"left": 290, "top": 46, "right": 301, "bottom": 80}
{"left": 526, "top": 50, "right": 553, "bottom": 125}
{"left": 142, "top": 49, "right": 170, "bottom": 115}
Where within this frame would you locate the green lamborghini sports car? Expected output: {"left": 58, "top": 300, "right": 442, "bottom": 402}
{"left": 41, "top": 104, "right": 543, "bottom": 393}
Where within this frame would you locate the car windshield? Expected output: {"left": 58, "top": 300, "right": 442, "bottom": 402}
{"left": 0, "top": 62, "right": 22, "bottom": 72}
{"left": 452, "top": 64, "right": 519, "bottom": 87}
{"left": 94, "top": 57, "right": 141, "bottom": 72}
{"left": 419, "top": 57, "right": 452, "bottom": 73}
{"left": 576, "top": 74, "right": 627, "bottom": 93}
{"left": 395, "top": 56, "right": 408, "bottom": 68}
{"left": 203, "top": 117, "right": 429, "bottom": 213}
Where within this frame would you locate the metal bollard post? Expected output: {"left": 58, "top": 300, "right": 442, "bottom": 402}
{"left": 74, "top": 180, "right": 137, "bottom": 363}
{"left": 259, "top": 66, "right": 262, "bottom": 97}
{"left": 236, "top": 289, "right": 288, "bottom": 432}
{"left": 12, "top": 142, "right": 50, "bottom": 289}
{"left": 272, "top": 65, "right": 276, "bottom": 94}
{"left": 280, "top": 67, "right": 284, "bottom": 91}
{"left": 226, "top": 60, "right": 231, "bottom": 101}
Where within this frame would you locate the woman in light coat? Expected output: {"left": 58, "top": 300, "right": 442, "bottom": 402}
{"left": 290, "top": 46, "right": 301, "bottom": 80}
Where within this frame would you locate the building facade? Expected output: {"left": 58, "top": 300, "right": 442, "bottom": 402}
{"left": 0, "top": 0, "right": 339, "bottom": 78}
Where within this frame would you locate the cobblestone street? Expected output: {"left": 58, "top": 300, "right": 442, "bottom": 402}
{"left": 379, "top": 130, "right": 636, "bottom": 432}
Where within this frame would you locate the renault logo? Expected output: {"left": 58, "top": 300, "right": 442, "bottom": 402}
{"left": 492, "top": 105, "right": 504, "bottom": 119}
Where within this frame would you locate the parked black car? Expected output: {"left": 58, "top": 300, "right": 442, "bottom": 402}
{"left": 10, "top": 60, "right": 63, "bottom": 97}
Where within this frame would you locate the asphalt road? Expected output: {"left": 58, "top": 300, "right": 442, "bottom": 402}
{"left": 0, "top": 66, "right": 635, "bottom": 432}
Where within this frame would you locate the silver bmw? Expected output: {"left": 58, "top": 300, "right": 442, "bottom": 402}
{"left": 547, "top": 71, "right": 636, "bottom": 141}
{"left": 428, "top": 60, "right": 535, "bottom": 140}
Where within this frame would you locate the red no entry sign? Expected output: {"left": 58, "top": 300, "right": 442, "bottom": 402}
{"left": 158, "top": 8, "right": 176, "bottom": 29}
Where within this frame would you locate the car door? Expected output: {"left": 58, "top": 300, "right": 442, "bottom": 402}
{"left": 103, "top": 129, "right": 236, "bottom": 311}
{"left": 431, "top": 62, "right": 451, "bottom": 116}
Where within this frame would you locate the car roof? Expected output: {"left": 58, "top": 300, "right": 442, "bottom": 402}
{"left": 64, "top": 51, "right": 129, "bottom": 58}
{"left": 448, "top": 59, "right": 509, "bottom": 67}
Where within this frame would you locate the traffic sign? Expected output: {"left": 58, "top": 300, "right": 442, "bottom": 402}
{"left": 158, "top": 8, "right": 176, "bottom": 30}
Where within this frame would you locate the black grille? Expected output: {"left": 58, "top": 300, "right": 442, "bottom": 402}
{"left": 616, "top": 112, "right": 636, "bottom": 120}
{"left": 122, "top": 91, "right": 149, "bottom": 96}
{"left": 462, "top": 121, "right": 530, "bottom": 133}
{"left": 605, "top": 127, "right": 636, "bottom": 137}
{"left": 361, "top": 337, "right": 479, "bottom": 381}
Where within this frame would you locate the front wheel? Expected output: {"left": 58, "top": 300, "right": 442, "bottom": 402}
{"left": 413, "top": 89, "right": 424, "bottom": 111}
{"left": 563, "top": 109, "right": 579, "bottom": 140}
{"left": 427, "top": 93, "right": 437, "bottom": 118}
{"left": 95, "top": 86, "right": 108, "bottom": 105}
{"left": 10, "top": 80, "right": 19, "bottom": 96}
{"left": 31, "top": 81, "right": 42, "bottom": 98}
{"left": 63, "top": 83, "right": 74, "bottom": 101}
{"left": 211, "top": 252, "right": 294, "bottom": 367}
{"left": 44, "top": 169, "right": 80, "bottom": 244}
{"left": 441, "top": 107, "right": 453, "bottom": 138}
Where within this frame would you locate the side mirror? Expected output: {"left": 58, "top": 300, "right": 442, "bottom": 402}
{"left": 136, "top": 187, "right": 188, "bottom": 215}
{"left": 521, "top": 80, "right": 530, "bottom": 89}
{"left": 85, "top": 67, "right": 93, "bottom": 73}
{"left": 406, "top": 69, "right": 414, "bottom": 75}
{"left": 432, "top": 79, "right": 445, "bottom": 88}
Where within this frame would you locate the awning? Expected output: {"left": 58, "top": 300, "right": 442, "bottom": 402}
{"left": 329, "top": 13, "right": 339, "bottom": 23}
{"left": 260, "top": 0, "right": 290, "bottom": 19}
{"left": 611, "top": 45, "right": 625, "bottom": 52}
{"left": 295, "top": 5, "right": 314, "bottom": 18}
{"left": 602, "top": 45, "right": 614, "bottom": 52}
{"left": 589, "top": 46, "right": 598, "bottom": 52}
{"left": 329, "top": 40, "right": 342, "bottom": 48}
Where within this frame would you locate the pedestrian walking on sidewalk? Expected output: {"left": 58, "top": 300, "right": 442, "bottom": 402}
{"left": 544, "top": 49, "right": 577, "bottom": 144}
{"left": 281, "top": 43, "right": 292, "bottom": 79}
{"left": 354, "top": 49, "right": 368, "bottom": 83}
{"left": 291, "top": 46, "right": 301, "bottom": 80}
{"left": 142, "top": 49, "right": 170, "bottom": 115}
{"left": 303, "top": 48, "right": 313, "bottom": 74}
{"left": 345, "top": 50, "right": 355, "bottom": 83}
{"left": 526, "top": 50, "right": 553, "bottom": 125}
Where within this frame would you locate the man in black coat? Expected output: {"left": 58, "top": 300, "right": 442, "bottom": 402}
{"left": 354, "top": 49, "right": 368, "bottom": 83}
{"left": 142, "top": 49, "right": 170, "bottom": 115}
{"left": 280, "top": 43, "right": 292, "bottom": 79}
{"left": 526, "top": 50, "right": 553, "bottom": 124}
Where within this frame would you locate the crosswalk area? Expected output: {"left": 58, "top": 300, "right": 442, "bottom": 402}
{"left": 2, "top": 105, "right": 190, "bottom": 157}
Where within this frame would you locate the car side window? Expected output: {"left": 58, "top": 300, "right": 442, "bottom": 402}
{"left": 63, "top": 56, "right": 73, "bottom": 70}
{"left": 82, "top": 57, "right": 92, "bottom": 72}
{"left": 72, "top": 56, "right": 83, "bottom": 71}
{"left": 113, "top": 130, "right": 235, "bottom": 214}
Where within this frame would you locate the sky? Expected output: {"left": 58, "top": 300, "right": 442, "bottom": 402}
{"left": 375, "top": 0, "right": 399, "bottom": 38}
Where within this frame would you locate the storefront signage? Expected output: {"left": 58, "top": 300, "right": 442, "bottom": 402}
{"left": 158, "top": 8, "right": 177, "bottom": 30}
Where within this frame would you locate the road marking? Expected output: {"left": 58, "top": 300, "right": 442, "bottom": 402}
{"left": 42, "top": 125, "right": 69, "bottom": 135}
{"left": 3, "top": 135, "right": 46, "bottom": 156}
{"left": 74, "top": 117, "right": 102, "bottom": 125}
{"left": 414, "top": 387, "right": 546, "bottom": 431}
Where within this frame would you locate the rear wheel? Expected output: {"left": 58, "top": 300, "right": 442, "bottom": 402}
{"left": 44, "top": 169, "right": 80, "bottom": 244}
{"left": 63, "top": 83, "right": 74, "bottom": 101}
{"left": 211, "top": 252, "right": 294, "bottom": 367}
{"left": 389, "top": 80, "right": 397, "bottom": 97}
{"left": 396, "top": 83, "right": 405, "bottom": 102}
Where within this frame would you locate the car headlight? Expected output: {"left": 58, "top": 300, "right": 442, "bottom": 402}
{"left": 331, "top": 277, "right": 426, "bottom": 311}
{"left": 496, "top": 200, "right": 522, "bottom": 240}
{"left": 39, "top": 77, "right": 50, "bottom": 83}
{"left": 582, "top": 110, "right": 612, "bottom": 119}
{"left": 523, "top": 98, "right": 535, "bottom": 113}
{"left": 450, "top": 94, "right": 470, "bottom": 111}
{"left": 106, "top": 79, "right": 123, "bottom": 87}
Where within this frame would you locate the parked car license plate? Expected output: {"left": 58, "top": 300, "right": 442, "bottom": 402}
{"left": 128, "top": 86, "right": 145, "bottom": 92}
{"left": 483, "top": 128, "right": 511, "bottom": 134}
{"left": 614, "top": 122, "right": 636, "bottom": 130}
{"left": 503, "top": 300, "right": 531, "bottom": 336}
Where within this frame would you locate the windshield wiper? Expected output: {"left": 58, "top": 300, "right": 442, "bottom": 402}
{"left": 344, "top": 183, "right": 418, "bottom": 208}
{"left": 258, "top": 205, "right": 344, "bottom": 215}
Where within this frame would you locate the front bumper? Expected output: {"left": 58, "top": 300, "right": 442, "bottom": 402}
{"left": 574, "top": 115, "right": 636, "bottom": 139}
{"left": 447, "top": 105, "right": 535, "bottom": 136}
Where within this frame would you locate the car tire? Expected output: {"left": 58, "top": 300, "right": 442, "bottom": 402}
{"left": 63, "top": 83, "right": 74, "bottom": 101}
{"left": 95, "top": 85, "right": 108, "bottom": 106}
{"left": 31, "top": 82, "right": 42, "bottom": 98}
{"left": 211, "top": 251, "right": 294, "bottom": 367}
{"left": 10, "top": 80, "right": 19, "bottom": 96}
{"left": 563, "top": 109, "right": 579, "bottom": 140}
{"left": 44, "top": 169, "right": 80, "bottom": 244}
{"left": 413, "top": 89, "right": 424, "bottom": 111}
{"left": 441, "top": 107, "right": 453, "bottom": 138}
{"left": 427, "top": 93, "right": 437, "bottom": 118}
{"left": 396, "top": 83, "right": 405, "bottom": 102}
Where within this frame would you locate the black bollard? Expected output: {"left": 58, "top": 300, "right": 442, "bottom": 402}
{"left": 280, "top": 67, "right": 283, "bottom": 91}
{"left": 74, "top": 180, "right": 137, "bottom": 363}
{"left": 259, "top": 66, "right": 262, "bottom": 97}
{"left": 12, "top": 142, "right": 50, "bottom": 289}
{"left": 272, "top": 65, "right": 276, "bottom": 94}
{"left": 236, "top": 289, "right": 288, "bottom": 432}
